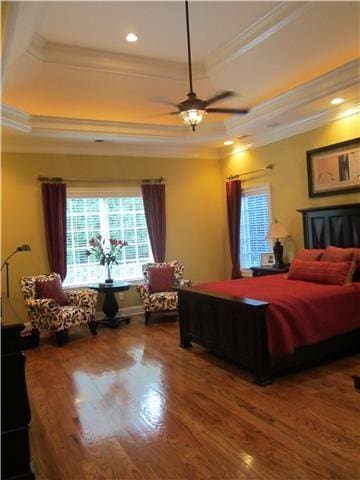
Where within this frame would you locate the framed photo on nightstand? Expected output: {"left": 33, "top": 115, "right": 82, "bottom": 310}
{"left": 260, "top": 252, "right": 275, "bottom": 266}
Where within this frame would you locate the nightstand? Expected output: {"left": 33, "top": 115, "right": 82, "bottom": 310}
{"left": 250, "top": 265, "right": 289, "bottom": 277}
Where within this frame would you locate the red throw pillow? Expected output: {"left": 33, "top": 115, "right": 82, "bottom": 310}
{"left": 353, "top": 248, "right": 360, "bottom": 281}
{"left": 355, "top": 248, "right": 360, "bottom": 269}
{"left": 148, "top": 266, "right": 175, "bottom": 293}
{"left": 294, "top": 249, "right": 324, "bottom": 261}
{"left": 321, "top": 246, "right": 355, "bottom": 263}
{"left": 36, "top": 278, "right": 69, "bottom": 306}
{"left": 287, "top": 259, "right": 353, "bottom": 285}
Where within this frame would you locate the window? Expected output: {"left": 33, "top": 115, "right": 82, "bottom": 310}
{"left": 240, "top": 184, "right": 271, "bottom": 269}
{"left": 64, "top": 187, "right": 153, "bottom": 286}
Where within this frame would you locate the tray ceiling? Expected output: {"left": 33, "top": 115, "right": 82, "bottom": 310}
{"left": 2, "top": 1, "right": 359, "bottom": 158}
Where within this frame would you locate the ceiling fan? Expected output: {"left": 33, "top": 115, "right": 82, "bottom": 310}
{"left": 161, "top": 0, "right": 249, "bottom": 131}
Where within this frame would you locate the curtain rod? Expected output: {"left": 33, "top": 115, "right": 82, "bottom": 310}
{"left": 37, "top": 176, "right": 165, "bottom": 184}
{"left": 227, "top": 164, "right": 274, "bottom": 181}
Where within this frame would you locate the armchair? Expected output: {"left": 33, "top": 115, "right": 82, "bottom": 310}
{"left": 20, "top": 273, "right": 98, "bottom": 346}
{"left": 136, "top": 261, "right": 192, "bottom": 325}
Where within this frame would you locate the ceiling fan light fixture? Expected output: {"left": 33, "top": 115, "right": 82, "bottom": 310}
{"left": 179, "top": 109, "right": 206, "bottom": 131}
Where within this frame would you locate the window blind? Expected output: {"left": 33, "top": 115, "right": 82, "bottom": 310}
{"left": 240, "top": 184, "right": 271, "bottom": 269}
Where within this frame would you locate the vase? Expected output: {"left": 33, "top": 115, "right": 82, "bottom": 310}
{"left": 105, "top": 263, "right": 113, "bottom": 284}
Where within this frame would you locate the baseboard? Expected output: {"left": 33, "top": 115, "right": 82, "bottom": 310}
{"left": 95, "top": 305, "right": 144, "bottom": 321}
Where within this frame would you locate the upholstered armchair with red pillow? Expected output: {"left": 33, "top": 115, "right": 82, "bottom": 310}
{"left": 136, "top": 261, "right": 192, "bottom": 325}
{"left": 20, "top": 273, "right": 98, "bottom": 346}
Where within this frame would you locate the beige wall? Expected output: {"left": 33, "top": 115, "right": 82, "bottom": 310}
{"left": 2, "top": 113, "right": 359, "bottom": 323}
{"left": 1, "top": 153, "right": 226, "bottom": 324}
{"left": 220, "top": 114, "right": 360, "bottom": 276}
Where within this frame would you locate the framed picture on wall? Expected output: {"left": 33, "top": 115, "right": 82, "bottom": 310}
{"left": 306, "top": 138, "right": 360, "bottom": 198}
{"left": 260, "top": 252, "right": 275, "bottom": 266}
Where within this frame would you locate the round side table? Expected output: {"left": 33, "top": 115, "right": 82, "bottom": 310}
{"left": 88, "top": 281, "right": 131, "bottom": 328}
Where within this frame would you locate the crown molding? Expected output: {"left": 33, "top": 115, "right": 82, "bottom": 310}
{"left": 1, "top": 2, "right": 45, "bottom": 83}
{"left": 1, "top": 104, "right": 225, "bottom": 143}
{"left": 220, "top": 107, "right": 351, "bottom": 159}
{"left": 1, "top": 104, "right": 32, "bottom": 132}
{"left": 27, "top": 34, "right": 207, "bottom": 82}
{"left": 224, "top": 59, "right": 360, "bottom": 137}
{"left": 205, "top": 2, "right": 311, "bottom": 74}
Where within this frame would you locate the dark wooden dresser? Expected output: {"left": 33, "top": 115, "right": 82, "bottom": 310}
{"left": 251, "top": 266, "right": 289, "bottom": 277}
{"left": 1, "top": 323, "right": 34, "bottom": 479}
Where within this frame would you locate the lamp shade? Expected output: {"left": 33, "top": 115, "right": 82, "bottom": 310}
{"left": 265, "top": 220, "right": 288, "bottom": 240}
{"left": 17, "top": 244, "right": 31, "bottom": 252}
{"left": 179, "top": 109, "right": 206, "bottom": 131}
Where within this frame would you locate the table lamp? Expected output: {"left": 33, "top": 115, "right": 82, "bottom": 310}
{"left": 1, "top": 244, "right": 31, "bottom": 298}
{"left": 265, "top": 221, "right": 288, "bottom": 269}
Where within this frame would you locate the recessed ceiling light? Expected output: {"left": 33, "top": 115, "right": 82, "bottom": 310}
{"left": 224, "top": 140, "right": 234, "bottom": 146}
{"left": 126, "top": 33, "right": 138, "bottom": 43}
{"left": 331, "top": 97, "right": 344, "bottom": 105}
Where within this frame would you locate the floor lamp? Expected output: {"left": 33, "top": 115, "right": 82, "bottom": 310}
{"left": 1, "top": 244, "right": 32, "bottom": 298}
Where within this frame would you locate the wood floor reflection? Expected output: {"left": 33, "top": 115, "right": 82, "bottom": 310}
{"left": 26, "top": 316, "right": 360, "bottom": 480}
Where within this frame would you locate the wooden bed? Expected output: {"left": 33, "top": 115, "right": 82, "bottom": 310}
{"left": 177, "top": 203, "right": 360, "bottom": 385}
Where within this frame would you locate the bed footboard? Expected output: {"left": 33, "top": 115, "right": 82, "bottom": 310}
{"left": 177, "top": 287, "right": 272, "bottom": 385}
{"left": 177, "top": 287, "right": 360, "bottom": 386}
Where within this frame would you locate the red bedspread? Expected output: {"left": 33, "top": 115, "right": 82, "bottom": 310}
{"left": 195, "top": 275, "right": 360, "bottom": 359}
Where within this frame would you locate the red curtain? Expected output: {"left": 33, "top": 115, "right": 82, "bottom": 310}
{"left": 41, "top": 183, "right": 67, "bottom": 280}
{"left": 141, "top": 183, "right": 166, "bottom": 262}
{"left": 226, "top": 180, "right": 242, "bottom": 279}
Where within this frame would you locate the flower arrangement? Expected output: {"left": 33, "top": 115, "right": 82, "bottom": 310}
{"left": 86, "top": 235, "right": 128, "bottom": 282}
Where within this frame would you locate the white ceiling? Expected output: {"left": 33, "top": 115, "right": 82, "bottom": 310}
{"left": 2, "top": 1, "right": 359, "bottom": 159}
{"left": 37, "top": 1, "right": 275, "bottom": 62}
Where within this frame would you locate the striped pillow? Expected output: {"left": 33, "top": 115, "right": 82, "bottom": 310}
{"left": 288, "top": 259, "right": 353, "bottom": 285}
{"left": 294, "top": 249, "right": 324, "bottom": 261}
{"left": 321, "top": 246, "right": 358, "bottom": 282}
{"left": 321, "top": 246, "right": 355, "bottom": 263}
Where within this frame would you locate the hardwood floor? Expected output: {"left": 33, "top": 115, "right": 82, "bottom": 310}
{"left": 25, "top": 317, "right": 360, "bottom": 480}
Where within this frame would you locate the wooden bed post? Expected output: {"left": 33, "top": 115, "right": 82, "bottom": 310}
{"left": 253, "top": 310, "right": 272, "bottom": 386}
{"left": 178, "top": 292, "right": 192, "bottom": 348}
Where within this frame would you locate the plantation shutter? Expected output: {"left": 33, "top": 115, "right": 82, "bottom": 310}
{"left": 64, "top": 187, "right": 153, "bottom": 286}
{"left": 240, "top": 184, "right": 272, "bottom": 269}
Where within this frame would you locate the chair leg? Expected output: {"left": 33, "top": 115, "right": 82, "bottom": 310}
{"left": 55, "top": 329, "right": 69, "bottom": 347}
{"left": 88, "top": 320, "right": 98, "bottom": 336}
{"left": 145, "top": 311, "right": 151, "bottom": 326}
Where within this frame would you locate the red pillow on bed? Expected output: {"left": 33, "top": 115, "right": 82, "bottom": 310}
{"left": 321, "top": 246, "right": 358, "bottom": 282}
{"left": 287, "top": 259, "right": 353, "bottom": 285}
{"left": 294, "top": 249, "right": 324, "bottom": 261}
{"left": 355, "top": 248, "right": 360, "bottom": 268}
{"left": 36, "top": 278, "right": 69, "bottom": 306}
{"left": 148, "top": 266, "right": 175, "bottom": 293}
{"left": 321, "top": 246, "right": 355, "bottom": 263}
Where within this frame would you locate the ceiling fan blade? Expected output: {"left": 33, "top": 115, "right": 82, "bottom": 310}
{"left": 207, "top": 108, "right": 249, "bottom": 114}
{"left": 205, "top": 91, "right": 236, "bottom": 106}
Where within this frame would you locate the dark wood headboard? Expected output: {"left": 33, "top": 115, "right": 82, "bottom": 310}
{"left": 297, "top": 203, "right": 360, "bottom": 248}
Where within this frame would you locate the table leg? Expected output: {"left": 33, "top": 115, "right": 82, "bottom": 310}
{"left": 97, "top": 290, "right": 131, "bottom": 328}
